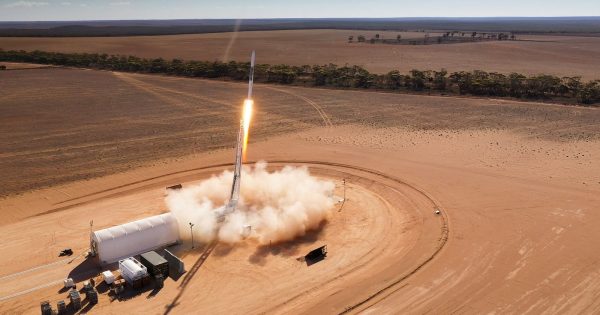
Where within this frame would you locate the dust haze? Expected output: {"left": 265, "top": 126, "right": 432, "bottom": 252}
{"left": 166, "top": 161, "right": 336, "bottom": 244}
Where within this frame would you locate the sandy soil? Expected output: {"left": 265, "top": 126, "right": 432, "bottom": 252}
{"left": 2, "top": 29, "right": 600, "bottom": 79}
{"left": 1, "top": 67, "right": 600, "bottom": 314}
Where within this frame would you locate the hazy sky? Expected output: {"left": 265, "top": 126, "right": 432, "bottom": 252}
{"left": 0, "top": 0, "right": 599, "bottom": 21}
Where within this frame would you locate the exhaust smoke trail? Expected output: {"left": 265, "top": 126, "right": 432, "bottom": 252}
{"left": 223, "top": 19, "right": 242, "bottom": 62}
{"left": 166, "top": 162, "right": 335, "bottom": 245}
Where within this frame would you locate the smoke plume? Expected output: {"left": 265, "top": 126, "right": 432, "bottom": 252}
{"left": 166, "top": 161, "right": 335, "bottom": 245}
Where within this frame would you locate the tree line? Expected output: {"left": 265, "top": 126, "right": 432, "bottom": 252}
{"left": 350, "top": 31, "right": 516, "bottom": 45}
{"left": 1, "top": 49, "right": 598, "bottom": 105}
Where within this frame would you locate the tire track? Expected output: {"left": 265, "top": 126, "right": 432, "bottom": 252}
{"left": 114, "top": 72, "right": 234, "bottom": 109}
{"left": 264, "top": 86, "right": 333, "bottom": 127}
{"left": 113, "top": 71, "right": 238, "bottom": 139}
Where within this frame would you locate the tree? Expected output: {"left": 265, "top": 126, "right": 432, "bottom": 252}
{"left": 0, "top": 65, "right": 6, "bottom": 70}
{"left": 149, "top": 58, "right": 167, "bottom": 73}
{"left": 562, "top": 76, "right": 582, "bottom": 98}
{"left": 385, "top": 70, "right": 403, "bottom": 89}
{"left": 312, "top": 68, "right": 327, "bottom": 86}
{"left": 353, "top": 66, "right": 374, "bottom": 88}
{"left": 526, "top": 75, "right": 561, "bottom": 98}
{"left": 397, "top": 34, "right": 402, "bottom": 42}
{"left": 508, "top": 73, "right": 527, "bottom": 97}
{"left": 449, "top": 71, "right": 473, "bottom": 94}
{"left": 433, "top": 69, "right": 448, "bottom": 90}
{"left": 267, "top": 64, "right": 297, "bottom": 84}
{"left": 348, "top": 35, "right": 354, "bottom": 43}
{"left": 577, "top": 80, "right": 600, "bottom": 104}
{"left": 408, "top": 70, "right": 427, "bottom": 91}
{"left": 357, "top": 35, "right": 366, "bottom": 42}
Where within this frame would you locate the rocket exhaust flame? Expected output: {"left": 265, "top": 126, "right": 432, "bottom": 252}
{"left": 242, "top": 99, "right": 253, "bottom": 160}
{"left": 242, "top": 50, "right": 255, "bottom": 161}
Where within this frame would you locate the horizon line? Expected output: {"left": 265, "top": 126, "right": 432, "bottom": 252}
{"left": 2, "top": 16, "right": 600, "bottom": 23}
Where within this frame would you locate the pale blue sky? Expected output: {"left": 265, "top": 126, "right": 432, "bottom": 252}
{"left": 0, "top": 0, "right": 599, "bottom": 21}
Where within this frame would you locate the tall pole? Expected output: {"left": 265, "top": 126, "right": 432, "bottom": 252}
{"left": 89, "top": 220, "right": 94, "bottom": 256}
{"left": 339, "top": 178, "right": 347, "bottom": 212}
{"left": 189, "top": 222, "right": 195, "bottom": 249}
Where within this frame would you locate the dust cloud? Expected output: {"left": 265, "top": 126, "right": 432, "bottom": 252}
{"left": 166, "top": 161, "right": 336, "bottom": 245}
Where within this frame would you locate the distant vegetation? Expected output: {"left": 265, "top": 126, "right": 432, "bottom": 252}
{"left": 0, "top": 17, "right": 599, "bottom": 37}
{"left": 1, "top": 49, "right": 598, "bottom": 105}
{"left": 350, "top": 31, "right": 517, "bottom": 45}
{"left": 0, "top": 65, "right": 6, "bottom": 70}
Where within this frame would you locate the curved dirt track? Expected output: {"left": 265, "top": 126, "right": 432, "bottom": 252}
{"left": 0, "top": 161, "right": 447, "bottom": 314}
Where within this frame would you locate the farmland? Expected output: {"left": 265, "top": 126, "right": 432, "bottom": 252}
{"left": 2, "top": 29, "right": 600, "bottom": 79}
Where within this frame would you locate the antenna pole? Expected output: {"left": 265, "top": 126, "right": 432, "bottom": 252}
{"left": 189, "top": 222, "right": 195, "bottom": 249}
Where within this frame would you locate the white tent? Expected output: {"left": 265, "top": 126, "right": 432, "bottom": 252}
{"left": 91, "top": 213, "right": 179, "bottom": 264}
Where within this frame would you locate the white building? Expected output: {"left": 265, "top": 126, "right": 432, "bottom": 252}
{"left": 91, "top": 213, "right": 179, "bottom": 264}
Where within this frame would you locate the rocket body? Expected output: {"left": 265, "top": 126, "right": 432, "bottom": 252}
{"left": 217, "top": 51, "right": 255, "bottom": 222}
{"left": 247, "top": 50, "right": 255, "bottom": 99}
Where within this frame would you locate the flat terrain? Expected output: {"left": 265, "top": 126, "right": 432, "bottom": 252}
{"left": 1, "top": 67, "right": 600, "bottom": 314}
{"left": 1, "top": 67, "right": 599, "bottom": 207}
{"left": 2, "top": 29, "right": 600, "bottom": 79}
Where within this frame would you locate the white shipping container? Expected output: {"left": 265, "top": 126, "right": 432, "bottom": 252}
{"left": 118, "top": 257, "right": 148, "bottom": 284}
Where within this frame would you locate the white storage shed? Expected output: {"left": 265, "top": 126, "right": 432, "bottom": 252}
{"left": 91, "top": 213, "right": 180, "bottom": 264}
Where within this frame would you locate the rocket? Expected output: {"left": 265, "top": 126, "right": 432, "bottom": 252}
{"left": 216, "top": 51, "right": 255, "bottom": 222}
{"left": 247, "top": 50, "right": 255, "bottom": 99}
